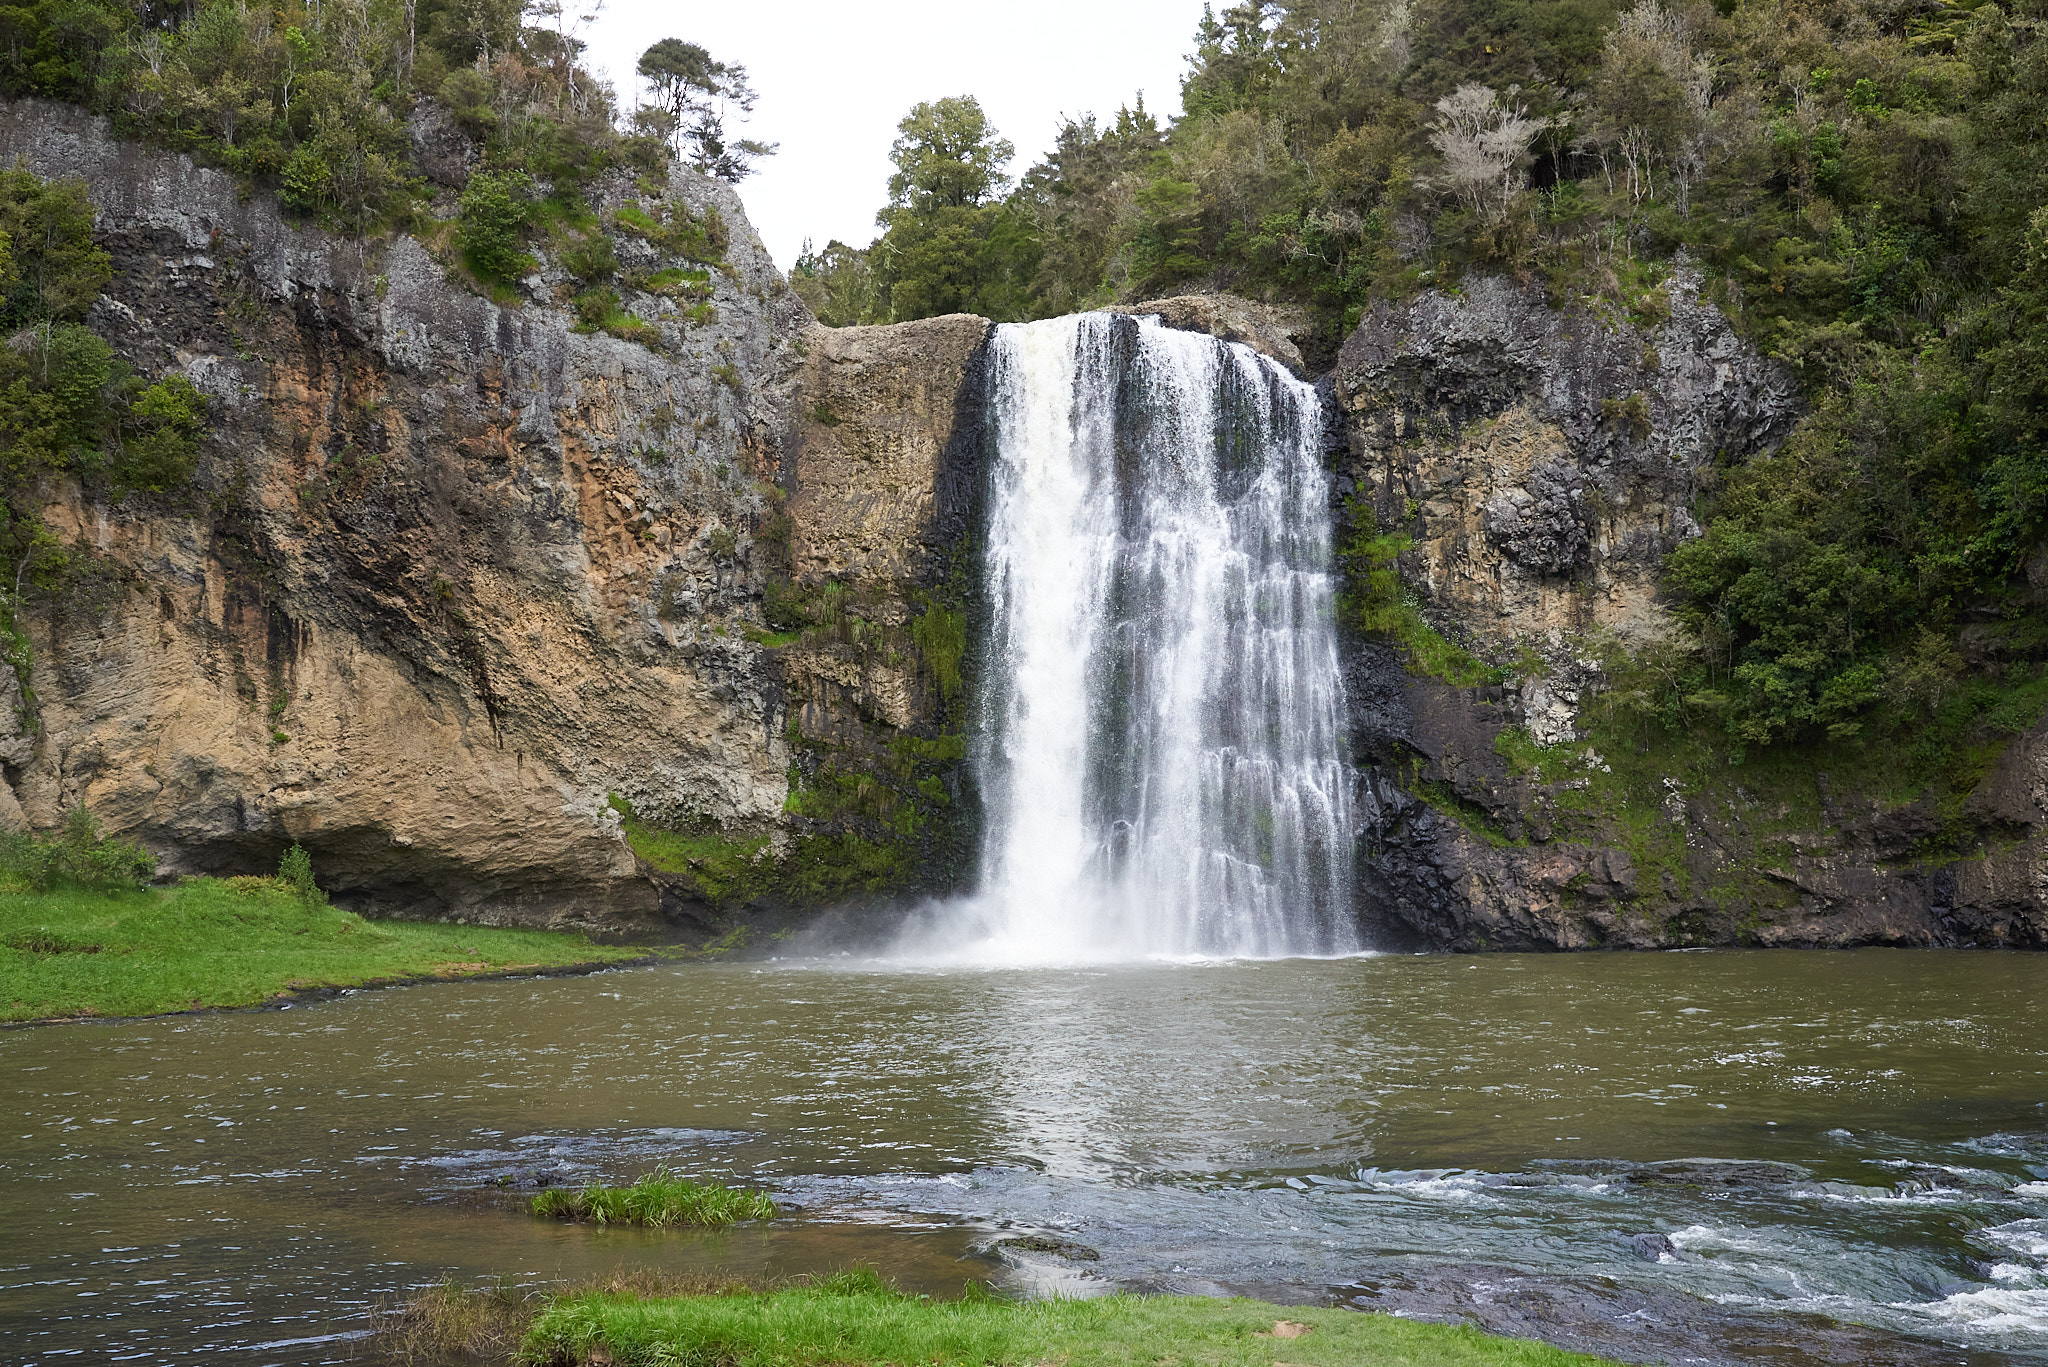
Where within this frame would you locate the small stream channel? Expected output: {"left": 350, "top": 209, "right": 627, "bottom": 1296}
{"left": 3, "top": 950, "right": 2045, "bottom": 1365}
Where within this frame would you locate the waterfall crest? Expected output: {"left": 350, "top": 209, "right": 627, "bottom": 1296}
{"left": 932, "top": 312, "right": 1357, "bottom": 962}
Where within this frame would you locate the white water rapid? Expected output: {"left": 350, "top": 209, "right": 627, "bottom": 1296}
{"left": 922, "top": 312, "right": 1359, "bottom": 964}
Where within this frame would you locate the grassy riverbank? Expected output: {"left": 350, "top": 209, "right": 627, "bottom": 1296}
{"left": 0, "top": 876, "right": 641, "bottom": 1023}
{"left": 383, "top": 1270, "right": 1618, "bottom": 1367}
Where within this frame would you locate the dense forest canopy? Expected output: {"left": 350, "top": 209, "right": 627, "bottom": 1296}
{"left": 796, "top": 0, "right": 2048, "bottom": 762}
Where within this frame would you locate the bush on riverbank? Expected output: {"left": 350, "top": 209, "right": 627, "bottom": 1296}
{"left": 530, "top": 1169, "right": 776, "bottom": 1227}
{"left": 0, "top": 874, "right": 639, "bottom": 1022}
{"left": 0, "top": 808, "right": 156, "bottom": 892}
{"left": 380, "top": 1267, "right": 1617, "bottom": 1367}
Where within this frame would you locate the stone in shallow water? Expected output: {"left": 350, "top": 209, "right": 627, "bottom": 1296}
{"left": 994, "top": 1234, "right": 1101, "bottom": 1262}
{"left": 1627, "top": 1231, "right": 1676, "bottom": 1262}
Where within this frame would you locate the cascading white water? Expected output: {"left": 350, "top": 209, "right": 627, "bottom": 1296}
{"left": 925, "top": 312, "right": 1358, "bottom": 963}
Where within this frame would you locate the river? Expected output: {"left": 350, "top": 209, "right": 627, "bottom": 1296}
{"left": 3, "top": 949, "right": 2045, "bottom": 1364}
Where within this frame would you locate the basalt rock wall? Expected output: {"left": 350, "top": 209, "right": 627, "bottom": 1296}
{"left": 1329, "top": 272, "right": 2048, "bottom": 950}
{"left": 0, "top": 98, "right": 1002, "bottom": 935}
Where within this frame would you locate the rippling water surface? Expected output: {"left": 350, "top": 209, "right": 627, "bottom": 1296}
{"left": 3, "top": 950, "right": 2045, "bottom": 1364}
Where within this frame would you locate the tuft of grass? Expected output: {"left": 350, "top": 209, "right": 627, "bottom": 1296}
{"left": 373, "top": 1276, "right": 543, "bottom": 1365}
{"left": 571, "top": 286, "right": 665, "bottom": 349}
{"left": 0, "top": 876, "right": 639, "bottom": 1022}
{"left": 911, "top": 604, "right": 967, "bottom": 702}
{"left": 644, "top": 265, "right": 714, "bottom": 302}
{"left": 530, "top": 1168, "right": 776, "bottom": 1227}
{"left": 518, "top": 1267, "right": 1620, "bottom": 1367}
{"left": 378, "top": 1271, "right": 757, "bottom": 1366}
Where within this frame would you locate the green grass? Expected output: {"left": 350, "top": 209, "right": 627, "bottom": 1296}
{"left": 571, "top": 286, "right": 665, "bottom": 349}
{"left": 609, "top": 793, "right": 773, "bottom": 885}
{"left": 0, "top": 876, "right": 640, "bottom": 1022}
{"left": 530, "top": 1169, "right": 777, "bottom": 1228}
{"left": 521, "top": 1269, "right": 1618, "bottom": 1367}
{"left": 1380, "top": 600, "right": 1506, "bottom": 688}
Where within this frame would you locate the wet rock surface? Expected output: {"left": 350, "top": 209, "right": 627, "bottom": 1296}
{"left": 994, "top": 1234, "right": 1102, "bottom": 1261}
{"left": 1106, "top": 292, "right": 1318, "bottom": 373}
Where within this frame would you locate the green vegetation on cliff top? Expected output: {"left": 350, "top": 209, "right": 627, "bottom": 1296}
{"left": 387, "top": 1268, "right": 1617, "bottom": 1367}
{"left": 0, "top": 872, "right": 637, "bottom": 1023}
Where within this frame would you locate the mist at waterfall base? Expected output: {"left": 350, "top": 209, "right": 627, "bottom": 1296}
{"left": 893, "top": 313, "right": 1362, "bottom": 966}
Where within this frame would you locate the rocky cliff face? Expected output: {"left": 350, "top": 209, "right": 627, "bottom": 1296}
{"left": 1330, "top": 273, "right": 2048, "bottom": 950}
{"left": 2, "top": 98, "right": 2039, "bottom": 948}
{"left": 0, "top": 99, "right": 818, "bottom": 931}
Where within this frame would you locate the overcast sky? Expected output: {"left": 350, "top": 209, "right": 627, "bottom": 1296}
{"left": 577, "top": 0, "right": 1211, "bottom": 271}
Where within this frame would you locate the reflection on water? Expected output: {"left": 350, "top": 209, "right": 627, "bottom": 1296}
{"left": 1, "top": 950, "right": 2044, "bottom": 1364}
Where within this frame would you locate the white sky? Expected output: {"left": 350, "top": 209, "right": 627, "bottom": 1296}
{"left": 579, "top": 0, "right": 1211, "bottom": 271}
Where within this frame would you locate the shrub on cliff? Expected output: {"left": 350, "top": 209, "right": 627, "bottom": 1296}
{"left": 0, "top": 168, "right": 210, "bottom": 728}
{"left": 0, "top": 165, "right": 110, "bottom": 327}
{"left": 456, "top": 169, "right": 538, "bottom": 285}
{"left": 0, "top": 166, "right": 206, "bottom": 503}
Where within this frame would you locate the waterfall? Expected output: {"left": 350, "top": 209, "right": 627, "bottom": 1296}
{"left": 928, "top": 312, "right": 1358, "bottom": 963}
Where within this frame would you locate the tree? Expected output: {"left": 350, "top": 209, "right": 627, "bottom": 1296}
{"left": 1427, "top": 82, "right": 1548, "bottom": 226}
{"left": 881, "top": 96, "right": 1015, "bottom": 217}
{"left": 1013, "top": 102, "right": 1166, "bottom": 313}
{"left": 791, "top": 238, "right": 882, "bottom": 326}
{"left": 1585, "top": 0, "right": 1712, "bottom": 213}
{"left": 870, "top": 97, "right": 1031, "bottom": 323}
{"left": 636, "top": 37, "right": 775, "bottom": 182}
